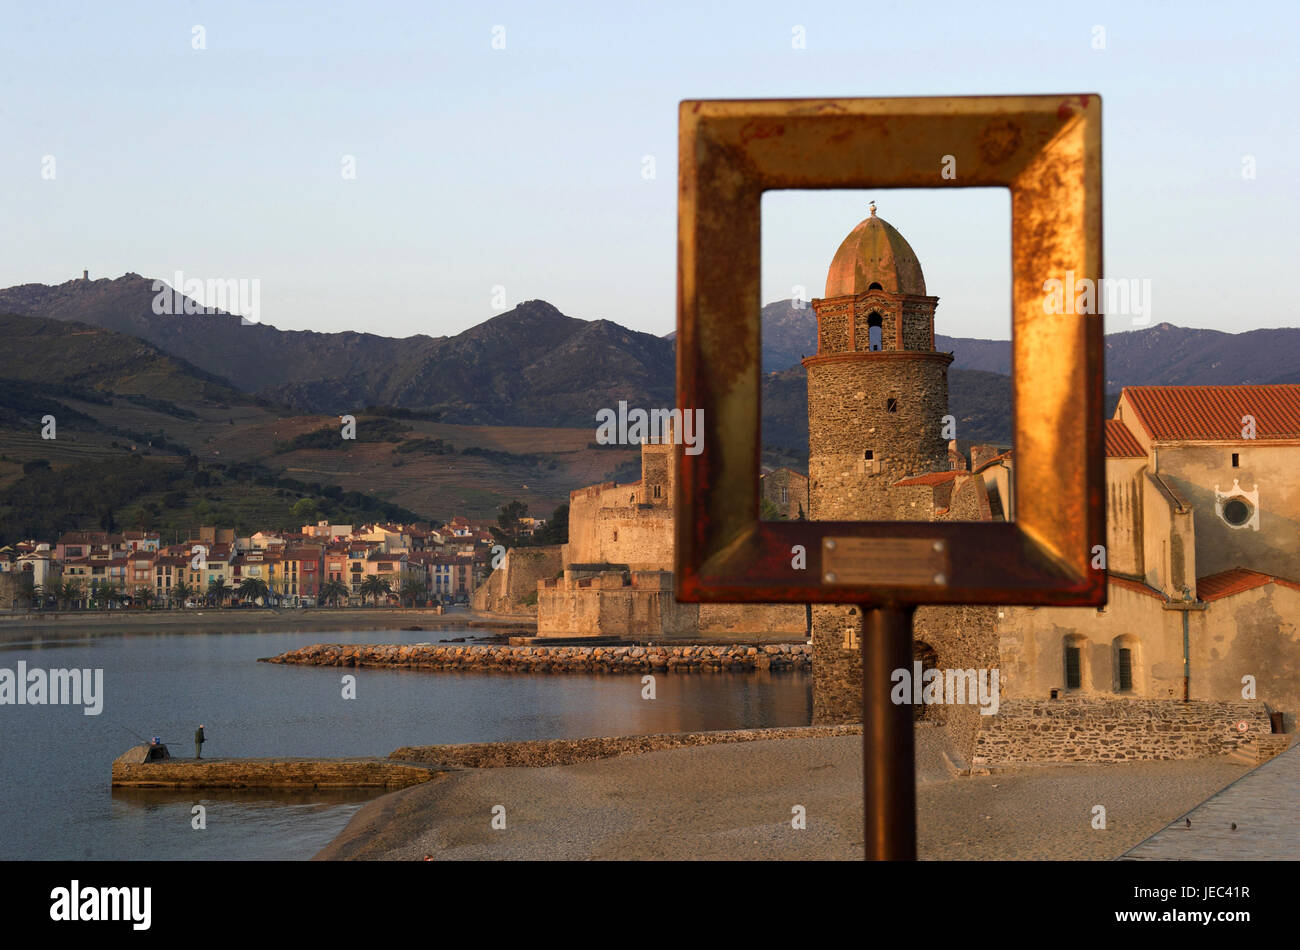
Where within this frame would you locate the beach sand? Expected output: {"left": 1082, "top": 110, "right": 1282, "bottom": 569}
{"left": 316, "top": 734, "right": 1251, "bottom": 860}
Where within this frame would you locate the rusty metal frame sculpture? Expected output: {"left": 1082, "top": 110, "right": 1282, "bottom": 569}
{"left": 676, "top": 95, "right": 1104, "bottom": 607}
{"left": 675, "top": 95, "right": 1104, "bottom": 860}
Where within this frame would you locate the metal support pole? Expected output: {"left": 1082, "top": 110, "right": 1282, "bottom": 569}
{"left": 860, "top": 603, "right": 917, "bottom": 860}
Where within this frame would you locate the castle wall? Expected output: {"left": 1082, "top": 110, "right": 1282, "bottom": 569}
{"left": 537, "top": 571, "right": 805, "bottom": 640}
{"left": 470, "top": 545, "right": 563, "bottom": 614}
{"left": 564, "top": 481, "right": 619, "bottom": 565}
{"left": 564, "top": 484, "right": 673, "bottom": 572}
{"left": 698, "top": 603, "right": 807, "bottom": 637}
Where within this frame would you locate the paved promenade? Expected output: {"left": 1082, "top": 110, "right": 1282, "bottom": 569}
{"left": 1121, "top": 742, "right": 1299, "bottom": 861}
{"left": 317, "top": 731, "right": 1248, "bottom": 860}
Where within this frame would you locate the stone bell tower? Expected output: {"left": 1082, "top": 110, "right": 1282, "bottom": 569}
{"left": 805, "top": 205, "right": 974, "bottom": 728}
{"left": 803, "top": 203, "right": 953, "bottom": 522}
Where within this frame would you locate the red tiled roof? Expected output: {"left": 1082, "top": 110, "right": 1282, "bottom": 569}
{"left": 892, "top": 470, "right": 963, "bottom": 487}
{"left": 1105, "top": 420, "right": 1145, "bottom": 458}
{"left": 1107, "top": 574, "right": 1168, "bottom": 601}
{"left": 972, "top": 450, "right": 1012, "bottom": 474}
{"left": 1123, "top": 385, "right": 1300, "bottom": 442}
{"left": 1197, "top": 568, "right": 1300, "bottom": 602}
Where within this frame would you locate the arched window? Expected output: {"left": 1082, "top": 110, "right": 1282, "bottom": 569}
{"left": 867, "top": 312, "right": 883, "bottom": 351}
{"left": 1064, "top": 634, "right": 1089, "bottom": 691}
{"left": 867, "top": 282, "right": 883, "bottom": 291}
{"left": 1112, "top": 634, "right": 1140, "bottom": 694}
{"left": 913, "top": 641, "right": 940, "bottom": 721}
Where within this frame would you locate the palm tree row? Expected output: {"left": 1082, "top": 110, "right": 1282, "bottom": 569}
{"left": 12, "top": 573, "right": 435, "bottom": 611}
{"left": 360, "top": 575, "right": 392, "bottom": 606}
{"left": 318, "top": 579, "right": 350, "bottom": 606}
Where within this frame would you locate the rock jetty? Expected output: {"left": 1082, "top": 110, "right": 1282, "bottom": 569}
{"left": 261, "top": 642, "right": 812, "bottom": 674}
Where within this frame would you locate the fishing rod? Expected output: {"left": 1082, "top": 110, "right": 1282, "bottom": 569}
{"left": 111, "top": 722, "right": 163, "bottom": 745}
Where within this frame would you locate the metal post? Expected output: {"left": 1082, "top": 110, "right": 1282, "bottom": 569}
{"left": 860, "top": 604, "right": 917, "bottom": 860}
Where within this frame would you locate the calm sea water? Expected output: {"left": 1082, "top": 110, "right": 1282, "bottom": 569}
{"left": 0, "top": 627, "right": 811, "bottom": 860}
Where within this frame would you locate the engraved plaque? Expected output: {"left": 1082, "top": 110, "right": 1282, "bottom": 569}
{"left": 822, "top": 537, "right": 950, "bottom": 587}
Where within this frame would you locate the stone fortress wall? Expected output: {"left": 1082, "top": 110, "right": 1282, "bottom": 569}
{"left": 471, "top": 545, "right": 563, "bottom": 615}
{"left": 529, "top": 436, "right": 805, "bottom": 640}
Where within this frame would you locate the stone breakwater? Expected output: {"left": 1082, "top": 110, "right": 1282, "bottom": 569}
{"left": 111, "top": 756, "right": 437, "bottom": 789}
{"left": 261, "top": 642, "right": 813, "bottom": 673}
{"left": 391, "top": 725, "right": 862, "bottom": 769}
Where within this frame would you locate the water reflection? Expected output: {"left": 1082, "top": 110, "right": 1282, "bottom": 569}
{"left": 0, "top": 627, "right": 811, "bottom": 859}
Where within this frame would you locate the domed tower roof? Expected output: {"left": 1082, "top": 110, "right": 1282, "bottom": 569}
{"left": 824, "top": 204, "right": 927, "bottom": 297}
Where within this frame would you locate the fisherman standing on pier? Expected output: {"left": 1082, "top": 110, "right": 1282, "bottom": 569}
{"left": 194, "top": 724, "right": 206, "bottom": 759}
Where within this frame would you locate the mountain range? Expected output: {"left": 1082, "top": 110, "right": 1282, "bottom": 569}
{"left": 3, "top": 274, "right": 1299, "bottom": 449}
{"left": 0, "top": 276, "right": 674, "bottom": 427}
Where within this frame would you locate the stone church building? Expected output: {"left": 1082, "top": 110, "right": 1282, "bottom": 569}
{"left": 805, "top": 207, "right": 1299, "bottom": 761}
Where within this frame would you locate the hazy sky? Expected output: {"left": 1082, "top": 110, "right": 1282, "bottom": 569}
{"left": 3, "top": 0, "right": 1295, "bottom": 341}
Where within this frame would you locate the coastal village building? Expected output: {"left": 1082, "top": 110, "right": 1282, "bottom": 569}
{"left": 281, "top": 545, "right": 324, "bottom": 601}
{"left": 803, "top": 207, "right": 1300, "bottom": 758}
{"left": 302, "top": 521, "right": 353, "bottom": 542}
{"left": 15, "top": 544, "right": 60, "bottom": 592}
{"left": 3, "top": 519, "right": 481, "bottom": 609}
{"left": 409, "top": 551, "right": 477, "bottom": 600}
{"left": 352, "top": 524, "right": 411, "bottom": 553}
{"left": 197, "top": 525, "right": 236, "bottom": 546}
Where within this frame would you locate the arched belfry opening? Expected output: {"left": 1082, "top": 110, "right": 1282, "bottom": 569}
{"left": 867, "top": 312, "right": 883, "bottom": 351}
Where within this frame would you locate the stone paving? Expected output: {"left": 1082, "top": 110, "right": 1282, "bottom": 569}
{"left": 1120, "top": 740, "right": 1300, "bottom": 861}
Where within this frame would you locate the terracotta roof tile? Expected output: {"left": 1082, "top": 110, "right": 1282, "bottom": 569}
{"left": 972, "top": 450, "right": 1012, "bottom": 474}
{"left": 1197, "top": 567, "right": 1300, "bottom": 601}
{"left": 1123, "top": 385, "right": 1300, "bottom": 442}
{"left": 1105, "top": 419, "right": 1145, "bottom": 458}
{"left": 892, "top": 470, "right": 963, "bottom": 487}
